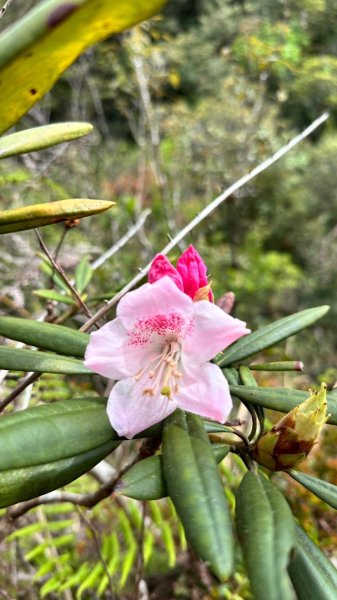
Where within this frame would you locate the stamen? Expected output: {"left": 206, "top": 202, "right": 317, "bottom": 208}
{"left": 135, "top": 340, "right": 183, "bottom": 400}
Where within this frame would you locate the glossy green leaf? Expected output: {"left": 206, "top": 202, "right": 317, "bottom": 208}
{"left": 75, "top": 257, "right": 93, "bottom": 294}
{"left": 0, "top": 317, "right": 89, "bottom": 357}
{"left": 229, "top": 385, "right": 337, "bottom": 425}
{"left": 288, "top": 524, "right": 337, "bottom": 599}
{"left": 0, "top": 397, "right": 118, "bottom": 507}
{"left": 0, "top": 346, "right": 91, "bottom": 374}
{"left": 118, "top": 443, "right": 230, "bottom": 501}
{"left": 250, "top": 361, "right": 304, "bottom": 372}
{"left": 33, "top": 289, "right": 75, "bottom": 305}
{"left": 236, "top": 471, "right": 296, "bottom": 600}
{"left": 0, "top": 0, "right": 165, "bottom": 134}
{"left": 0, "top": 122, "right": 93, "bottom": 159}
{"left": 289, "top": 470, "right": 337, "bottom": 509}
{"left": 218, "top": 306, "right": 329, "bottom": 366}
{"left": 0, "top": 440, "right": 119, "bottom": 508}
{"left": 0, "top": 397, "right": 166, "bottom": 507}
{"left": 0, "top": 198, "right": 114, "bottom": 234}
{"left": 162, "top": 410, "right": 233, "bottom": 581}
{"left": 230, "top": 385, "right": 337, "bottom": 425}
{"left": 222, "top": 367, "right": 240, "bottom": 385}
{"left": 0, "top": 398, "right": 112, "bottom": 470}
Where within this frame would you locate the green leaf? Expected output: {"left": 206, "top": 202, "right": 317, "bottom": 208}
{"left": 0, "top": 398, "right": 163, "bottom": 469}
{"left": 0, "top": 397, "right": 119, "bottom": 507}
{"left": 289, "top": 470, "right": 337, "bottom": 509}
{"left": 0, "top": 122, "right": 93, "bottom": 159}
{"left": 162, "top": 410, "right": 233, "bottom": 581}
{"left": 0, "top": 398, "right": 113, "bottom": 470}
{"left": 75, "top": 257, "right": 93, "bottom": 294}
{"left": 0, "top": 198, "right": 114, "bottom": 234}
{"left": 0, "top": 345, "right": 91, "bottom": 374}
{"left": 0, "top": 317, "right": 89, "bottom": 357}
{"left": 0, "top": 441, "right": 119, "bottom": 508}
{"left": 229, "top": 384, "right": 337, "bottom": 425}
{"left": 33, "top": 289, "right": 75, "bottom": 305}
{"left": 0, "top": 0, "right": 165, "bottom": 134}
{"left": 118, "top": 443, "right": 230, "bottom": 501}
{"left": 218, "top": 306, "right": 330, "bottom": 366}
{"left": 288, "top": 524, "right": 337, "bottom": 599}
{"left": 236, "top": 471, "right": 296, "bottom": 600}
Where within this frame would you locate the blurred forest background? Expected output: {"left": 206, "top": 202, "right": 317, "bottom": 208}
{"left": 1, "top": 1, "right": 337, "bottom": 598}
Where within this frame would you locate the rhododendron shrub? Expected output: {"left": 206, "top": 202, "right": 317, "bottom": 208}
{"left": 85, "top": 246, "right": 250, "bottom": 437}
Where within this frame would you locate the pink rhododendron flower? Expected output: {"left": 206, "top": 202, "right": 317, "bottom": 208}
{"left": 85, "top": 271, "right": 250, "bottom": 439}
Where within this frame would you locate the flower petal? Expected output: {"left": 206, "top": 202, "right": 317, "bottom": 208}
{"left": 117, "top": 276, "right": 193, "bottom": 330}
{"left": 148, "top": 253, "right": 183, "bottom": 290}
{"left": 176, "top": 245, "right": 209, "bottom": 300}
{"left": 84, "top": 317, "right": 156, "bottom": 380}
{"left": 107, "top": 378, "right": 176, "bottom": 438}
{"left": 176, "top": 362, "right": 232, "bottom": 422}
{"left": 183, "top": 300, "right": 250, "bottom": 363}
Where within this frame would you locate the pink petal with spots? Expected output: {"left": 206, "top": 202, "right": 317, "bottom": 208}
{"left": 183, "top": 300, "right": 250, "bottom": 363}
{"left": 177, "top": 362, "right": 232, "bottom": 422}
{"left": 117, "top": 277, "right": 193, "bottom": 332}
{"left": 177, "top": 245, "right": 211, "bottom": 300}
{"left": 107, "top": 378, "right": 176, "bottom": 438}
{"left": 84, "top": 317, "right": 157, "bottom": 380}
{"left": 148, "top": 254, "right": 183, "bottom": 290}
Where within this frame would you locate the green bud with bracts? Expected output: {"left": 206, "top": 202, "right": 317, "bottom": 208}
{"left": 253, "top": 383, "right": 328, "bottom": 471}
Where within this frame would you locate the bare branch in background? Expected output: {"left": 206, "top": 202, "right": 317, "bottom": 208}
{"left": 91, "top": 208, "right": 151, "bottom": 271}
{"left": 0, "top": 372, "right": 40, "bottom": 412}
{"left": 0, "top": 0, "right": 14, "bottom": 22}
{"left": 81, "top": 112, "right": 329, "bottom": 332}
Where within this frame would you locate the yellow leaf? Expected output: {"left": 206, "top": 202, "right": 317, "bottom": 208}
{"left": 0, "top": 0, "right": 165, "bottom": 134}
{"left": 0, "top": 198, "right": 115, "bottom": 233}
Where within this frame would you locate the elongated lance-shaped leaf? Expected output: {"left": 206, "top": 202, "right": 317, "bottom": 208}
{"left": 117, "top": 444, "right": 230, "bottom": 501}
{"left": 162, "top": 410, "right": 234, "bottom": 581}
{"left": 75, "top": 256, "right": 93, "bottom": 294}
{"left": 236, "top": 471, "right": 296, "bottom": 600}
{"left": 250, "top": 361, "right": 304, "bottom": 372}
{"left": 222, "top": 367, "right": 240, "bottom": 385}
{"left": 0, "top": 317, "right": 89, "bottom": 357}
{"left": 0, "top": 0, "right": 165, "bottom": 134}
{"left": 0, "top": 398, "right": 114, "bottom": 470}
{"left": 0, "top": 440, "right": 120, "bottom": 509}
{"left": 0, "top": 122, "right": 93, "bottom": 159}
{"left": 0, "top": 396, "right": 121, "bottom": 507}
{"left": 0, "top": 397, "right": 164, "bottom": 470}
{"left": 33, "top": 289, "right": 75, "bottom": 305}
{"left": 218, "top": 306, "right": 329, "bottom": 366}
{"left": 229, "top": 385, "right": 337, "bottom": 425}
{"left": 0, "top": 346, "right": 91, "bottom": 374}
{"left": 289, "top": 470, "right": 337, "bottom": 510}
{"left": 288, "top": 524, "right": 337, "bottom": 599}
{"left": 0, "top": 199, "right": 114, "bottom": 234}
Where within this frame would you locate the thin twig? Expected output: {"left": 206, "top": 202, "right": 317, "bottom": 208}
{"left": 91, "top": 209, "right": 151, "bottom": 271}
{"left": 0, "top": 0, "right": 13, "bottom": 21}
{"left": 76, "top": 507, "right": 116, "bottom": 600}
{"left": 81, "top": 112, "right": 329, "bottom": 332}
{"left": 5, "top": 453, "right": 142, "bottom": 522}
{"left": 0, "top": 372, "right": 40, "bottom": 412}
{"left": 35, "top": 229, "right": 94, "bottom": 321}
